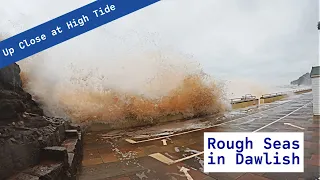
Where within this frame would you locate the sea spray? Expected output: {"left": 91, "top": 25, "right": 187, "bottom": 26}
{"left": 19, "top": 52, "right": 227, "bottom": 124}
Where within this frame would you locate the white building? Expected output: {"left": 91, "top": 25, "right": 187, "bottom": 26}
{"left": 310, "top": 66, "right": 320, "bottom": 116}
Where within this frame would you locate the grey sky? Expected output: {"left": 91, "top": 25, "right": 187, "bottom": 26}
{"left": 0, "top": 0, "right": 318, "bottom": 97}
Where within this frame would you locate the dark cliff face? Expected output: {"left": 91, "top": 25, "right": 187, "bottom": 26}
{"left": 0, "top": 63, "right": 43, "bottom": 123}
{"left": 0, "top": 64, "right": 68, "bottom": 179}
{"left": 0, "top": 63, "right": 22, "bottom": 90}
{"left": 290, "top": 73, "right": 311, "bottom": 86}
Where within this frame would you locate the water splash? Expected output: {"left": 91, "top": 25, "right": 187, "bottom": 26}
{"left": 20, "top": 52, "right": 226, "bottom": 125}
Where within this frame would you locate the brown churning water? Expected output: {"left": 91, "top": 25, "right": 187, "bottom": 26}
{"left": 19, "top": 53, "right": 226, "bottom": 124}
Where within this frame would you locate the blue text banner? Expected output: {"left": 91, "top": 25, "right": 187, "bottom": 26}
{"left": 0, "top": 0, "right": 160, "bottom": 69}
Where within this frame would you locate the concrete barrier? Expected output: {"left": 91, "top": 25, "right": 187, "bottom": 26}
{"left": 230, "top": 97, "right": 259, "bottom": 109}
{"left": 260, "top": 93, "right": 287, "bottom": 104}
{"left": 293, "top": 88, "right": 312, "bottom": 94}
{"left": 229, "top": 88, "right": 312, "bottom": 110}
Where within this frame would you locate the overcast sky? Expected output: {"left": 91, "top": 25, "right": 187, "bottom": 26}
{"left": 0, "top": 0, "right": 318, "bottom": 96}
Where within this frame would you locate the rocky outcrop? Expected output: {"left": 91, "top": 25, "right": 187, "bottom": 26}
{"left": 290, "top": 73, "right": 311, "bottom": 86}
{"left": 0, "top": 63, "right": 43, "bottom": 123}
{"left": 0, "top": 63, "right": 22, "bottom": 90}
{"left": 0, "top": 63, "right": 83, "bottom": 180}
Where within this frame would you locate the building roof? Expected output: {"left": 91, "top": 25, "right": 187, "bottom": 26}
{"left": 310, "top": 66, "right": 320, "bottom": 78}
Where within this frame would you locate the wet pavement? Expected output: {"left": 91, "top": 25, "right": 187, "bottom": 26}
{"left": 79, "top": 93, "right": 319, "bottom": 180}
